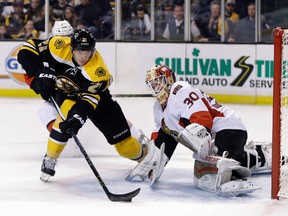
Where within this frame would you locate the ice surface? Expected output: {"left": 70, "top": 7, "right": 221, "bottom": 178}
{"left": 0, "top": 97, "right": 287, "bottom": 216}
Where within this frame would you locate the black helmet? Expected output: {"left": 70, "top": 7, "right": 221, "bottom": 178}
{"left": 71, "top": 29, "right": 96, "bottom": 51}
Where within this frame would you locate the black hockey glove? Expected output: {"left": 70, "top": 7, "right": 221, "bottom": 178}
{"left": 30, "top": 68, "right": 57, "bottom": 100}
{"left": 59, "top": 111, "right": 87, "bottom": 138}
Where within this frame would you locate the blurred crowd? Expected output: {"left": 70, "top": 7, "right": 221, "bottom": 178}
{"left": 0, "top": 0, "right": 114, "bottom": 39}
{"left": 121, "top": 0, "right": 273, "bottom": 43}
{"left": 0, "top": 0, "right": 277, "bottom": 42}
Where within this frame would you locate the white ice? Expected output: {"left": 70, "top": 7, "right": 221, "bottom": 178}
{"left": 0, "top": 97, "right": 287, "bottom": 216}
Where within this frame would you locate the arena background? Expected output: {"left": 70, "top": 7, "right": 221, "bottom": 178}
{"left": 1, "top": 0, "right": 285, "bottom": 104}
{"left": 0, "top": 41, "right": 274, "bottom": 104}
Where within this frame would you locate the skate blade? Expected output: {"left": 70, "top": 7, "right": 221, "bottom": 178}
{"left": 40, "top": 172, "right": 51, "bottom": 182}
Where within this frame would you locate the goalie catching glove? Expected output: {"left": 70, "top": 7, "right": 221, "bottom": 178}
{"left": 59, "top": 106, "right": 87, "bottom": 137}
{"left": 176, "top": 123, "right": 213, "bottom": 160}
{"left": 30, "top": 68, "right": 57, "bottom": 100}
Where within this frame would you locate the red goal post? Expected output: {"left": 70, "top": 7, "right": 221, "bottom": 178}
{"left": 272, "top": 27, "right": 288, "bottom": 199}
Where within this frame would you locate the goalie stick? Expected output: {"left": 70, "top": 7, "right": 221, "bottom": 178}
{"left": 50, "top": 97, "right": 141, "bottom": 202}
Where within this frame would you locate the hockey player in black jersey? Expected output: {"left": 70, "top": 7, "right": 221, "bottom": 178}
{"left": 17, "top": 29, "right": 154, "bottom": 182}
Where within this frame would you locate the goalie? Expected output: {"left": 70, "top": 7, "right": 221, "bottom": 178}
{"left": 127, "top": 65, "right": 271, "bottom": 197}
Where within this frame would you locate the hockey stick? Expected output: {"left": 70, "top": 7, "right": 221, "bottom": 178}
{"left": 50, "top": 96, "right": 140, "bottom": 202}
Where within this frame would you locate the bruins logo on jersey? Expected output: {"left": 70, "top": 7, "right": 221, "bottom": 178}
{"left": 56, "top": 76, "right": 80, "bottom": 93}
{"left": 95, "top": 67, "right": 106, "bottom": 77}
{"left": 54, "top": 39, "right": 65, "bottom": 49}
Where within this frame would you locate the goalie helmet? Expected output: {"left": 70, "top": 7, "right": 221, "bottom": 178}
{"left": 71, "top": 28, "right": 96, "bottom": 51}
{"left": 145, "top": 65, "right": 176, "bottom": 106}
{"left": 52, "top": 20, "right": 73, "bottom": 36}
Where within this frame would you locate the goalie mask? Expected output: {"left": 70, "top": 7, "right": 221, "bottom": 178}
{"left": 145, "top": 65, "right": 176, "bottom": 106}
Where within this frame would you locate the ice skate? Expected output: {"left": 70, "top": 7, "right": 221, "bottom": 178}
{"left": 40, "top": 154, "right": 57, "bottom": 182}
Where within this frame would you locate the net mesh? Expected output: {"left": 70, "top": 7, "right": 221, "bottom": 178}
{"left": 279, "top": 29, "right": 288, "bottom": 198}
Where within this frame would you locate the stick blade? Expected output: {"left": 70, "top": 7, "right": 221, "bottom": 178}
{"left": 108, "top": 188, "right": 141, "bottom": 202}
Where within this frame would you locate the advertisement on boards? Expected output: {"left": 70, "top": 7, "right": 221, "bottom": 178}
{"left": 120, "top": 43, "right": 273, "bottom": 103}
{"left": 0, "top": 41, "right": 274, "bottom": 103}
{"left": 154, "top": 44, "right": 273, "bottom": 97}
{"left": 0, "top": 42, "right": 25, "bottom": 89}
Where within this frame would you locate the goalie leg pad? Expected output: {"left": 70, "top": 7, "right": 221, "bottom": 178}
{"left": 148, "top": 143, "right": 168, "bottom": 186}
{"left": 216, "top": 158, "right": 260, "bottom": 197}
{"left": 244, "top": 141, "right": 272, "bottom": 174}
{"left": 193, "top": 157, "right": 258, "bottom": 196}
{"left": 217, "top": 180, "right": 261, "bottom": 197}
{"left": 194, "top": 160, "right": 218, "bottom": 192}
{"left": 126, "top": 140, "right": 163, "bottom": 182}
{"left": 215, "top": 158, "right": 251, "bottom": 188}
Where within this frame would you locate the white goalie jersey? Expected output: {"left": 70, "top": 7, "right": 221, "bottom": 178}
{"left": 152, "top": 81, "right": 246, "bottom": 138}
{"left": 150, "top": 81, "right": 260, "bottom": 196}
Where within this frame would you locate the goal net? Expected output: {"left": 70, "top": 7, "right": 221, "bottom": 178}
{"left": 272, "top": 27, "right": 288, "bottom": 199}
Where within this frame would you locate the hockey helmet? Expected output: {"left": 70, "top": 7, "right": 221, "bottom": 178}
{"left": 145, "top": 65, "right": 176, "bottom": 106}
{"left": 52, "top": 20, "right": 73, "bottom": 36}
{"left": 71, "top": 29, "right": 96, "bottom": 51}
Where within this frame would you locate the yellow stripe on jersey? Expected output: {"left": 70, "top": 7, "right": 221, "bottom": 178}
{"left": 20, "top": 46, "right": 39, "bottom": 56}
{"left": 19, "top": 40, "right": 39, "bottom": 56}
{"left": 80, "top": 93, "right": 100, "bottom": 109}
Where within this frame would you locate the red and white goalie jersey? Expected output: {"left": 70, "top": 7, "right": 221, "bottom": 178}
{"left": 151, "top": 81, "right": 246, "bottom": 139}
